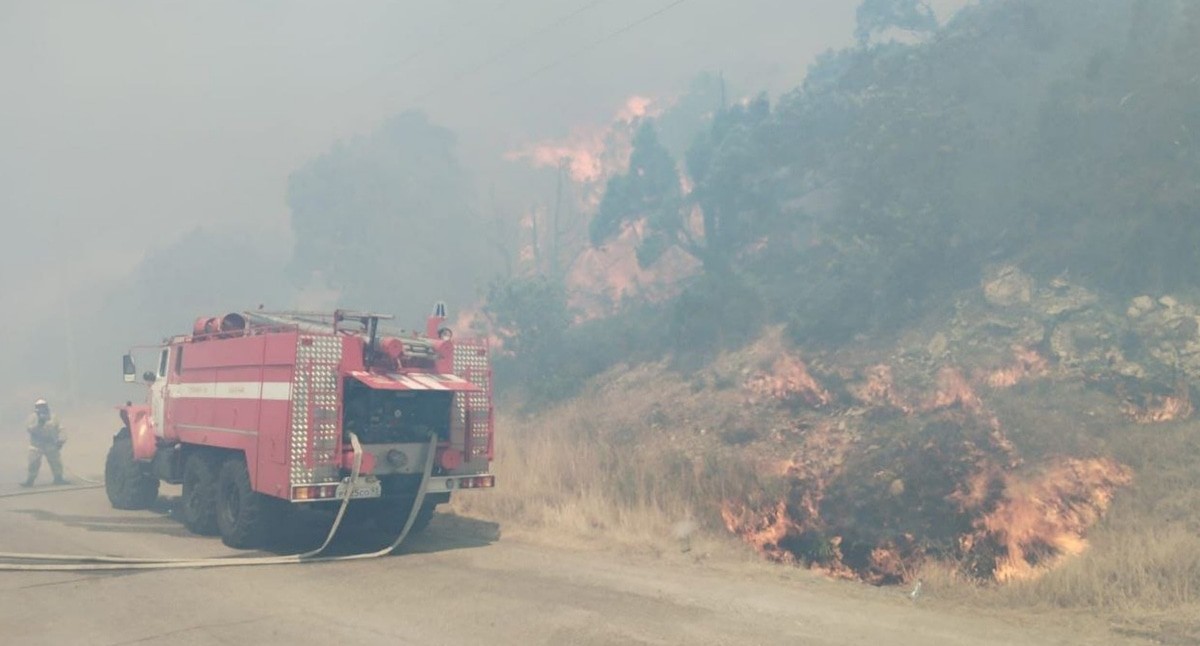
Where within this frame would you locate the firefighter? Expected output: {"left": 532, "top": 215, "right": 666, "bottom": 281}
{"left": 21, "top": 398, "right": 67, "bottom": 487}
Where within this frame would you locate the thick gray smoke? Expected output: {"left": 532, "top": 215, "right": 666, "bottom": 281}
{"left": 0, "top": 0, "right": 969, "bottom": 423}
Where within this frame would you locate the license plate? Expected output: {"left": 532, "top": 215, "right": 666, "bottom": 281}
{"left": 335, "top": 480, "right": 382, "bottom": 499}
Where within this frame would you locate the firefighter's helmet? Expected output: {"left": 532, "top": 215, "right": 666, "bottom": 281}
{"left": 34, "top": 398, "right": 49, "bottom": 411}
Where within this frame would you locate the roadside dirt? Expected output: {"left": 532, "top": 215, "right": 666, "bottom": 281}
{"left": 0, "top": 482, "right": 1149, "bottom": 646}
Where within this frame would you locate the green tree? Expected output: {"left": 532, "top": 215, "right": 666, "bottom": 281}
{"left": 855, "top": 0, "right": 937, "bottom": 45}
{"left": 287, "top": 111, "right": 496, "bottom": 319}
{"left": 482, "top": 274, "right": 572, "bottom": 360}
{"left": 589, "top": 121, "right": 684, "bottom": 268}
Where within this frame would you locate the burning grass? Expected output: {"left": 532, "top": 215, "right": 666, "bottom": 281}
{"left": 462, "top": 330, "right": 1139, "bottom": 592}
{"left": 457, "top": 287, "right": 1200, "bottom": 641}
{"left": 745, "top": 354, "right": 833, "bottom": 408}
{"left": 720, "top": 345, "right": 1138, "bottom": 586}
{"left": 955, "top": 458, "right": 1133, "bottom": 583}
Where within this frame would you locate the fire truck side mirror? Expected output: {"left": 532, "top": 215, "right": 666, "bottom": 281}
{"left": 122, "top": 354, "right": 136, "bottom": 383}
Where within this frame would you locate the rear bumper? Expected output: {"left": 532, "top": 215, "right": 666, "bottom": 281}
{"left": 290, "top": 473, "right": 493, "bottom": 502}
{"left": 428, "top": 474, "right": 495, "bottom": 492}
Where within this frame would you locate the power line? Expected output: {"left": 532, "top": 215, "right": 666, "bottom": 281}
{"left": 347, "top": 0, "right": 516, "bottom": 97}
{"left": 493, "top": 0, "right": 692, "bottom": 97}
{"left": 453, "top": 0, "right": 610, "bottom": 83}
{"left": 403, "top": 0, "right": 611, "bottom": 107}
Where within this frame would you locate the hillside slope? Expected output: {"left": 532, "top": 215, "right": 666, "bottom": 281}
{"left": 458, "top": 268, "right": 1200, "bottom": 642}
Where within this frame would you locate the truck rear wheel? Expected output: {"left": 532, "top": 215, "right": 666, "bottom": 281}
{"left": 104, "top": 430, "right": 160, "bottom": 510}
{"left": 215, "top": 456, "right": 277, "bottom": 548}
{"left": 181, "top": 452, "right": 220, "bottom": 535}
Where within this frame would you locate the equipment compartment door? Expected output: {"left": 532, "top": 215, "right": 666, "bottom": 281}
{"left": 150, "top": 347, "right": 170, "bottom": 436}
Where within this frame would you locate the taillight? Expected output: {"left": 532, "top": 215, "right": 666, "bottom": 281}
{"left": 439, "top": 475, "right": 496, "bottom": 491}
{"left": 459, "top": 475, "right": 495, "bottom": 489}
{"left": 292, "top": 484, "right": 340, "bottom": 500}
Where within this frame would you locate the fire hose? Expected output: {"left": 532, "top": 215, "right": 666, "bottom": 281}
{"left": 0, "top": 466, "right": 107, "bottom": 500}
{"left": 0, "top": 432, "right": 435, "bottom": 571}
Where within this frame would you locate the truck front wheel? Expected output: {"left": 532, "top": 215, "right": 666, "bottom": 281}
{"left": 215, "top": 456, "right": 277, "bottom": 548}
{"left": 104, "top": 430, "right": 160, "bottom": 510}
{"left": 181, "top": 452, "right": 220, "bottom": 535}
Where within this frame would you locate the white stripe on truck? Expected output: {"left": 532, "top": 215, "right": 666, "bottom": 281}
{"left": 166, "top": 382, "right": 293, "bottom": 401}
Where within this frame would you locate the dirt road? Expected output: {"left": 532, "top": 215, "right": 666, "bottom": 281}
{"left": 0, "top": 480, "right": 1145, "bottom": 646}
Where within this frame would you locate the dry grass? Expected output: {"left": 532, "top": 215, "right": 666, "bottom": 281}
{"left": 910, "top": 398, "right": 1200, "bottom": 642}
{"left": 462, "top": 331, "right": 1200, "bottom": 642}
{"left": 451, "top": 360, "right": 772, "bottom": 557}
{"left": 915, "top": 525, "right": 1200, "bottom": 643}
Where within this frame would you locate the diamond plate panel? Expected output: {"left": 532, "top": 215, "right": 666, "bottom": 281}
{"left": 453, "top": 339, "right": 493, "bottom": 461}
{"left": 290, "top": 335, "right": 343, "bottom": 486}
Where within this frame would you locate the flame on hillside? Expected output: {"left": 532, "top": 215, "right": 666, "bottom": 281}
{"left": 983, "top": 346, "right": 1050, "bottom": 389}
{"left": 923, "top": 366, "right": 984, "bottom": 414}
{"left": 721, "top": 421, "right": 860, "bottom": 579}
{"left": 957, "top": 458, "right": 1133, "bottom": 582}
{"left": 745, "top": 354, "right": 833, "bottom": 408}
{"left": 848, "top": 364, "right": 913, "bottom": 413}
{"left": 566, "top": 219, "right": 701, "bottom": 320}
{"left": 506, "top": 96, "right": 658, "bottom": 194}
{"left": 1121, "top": 378, "right": 1192, "bottom": 423}
{"left": 504, "top": 95, "right": 704, "bottom": 319}
{"left": 725, "top": 357, "right": 1132, "bottom": 585}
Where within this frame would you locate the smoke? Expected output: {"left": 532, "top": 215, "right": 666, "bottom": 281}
{"left": 0, "top": 0, "right": 887, "bottom": 417}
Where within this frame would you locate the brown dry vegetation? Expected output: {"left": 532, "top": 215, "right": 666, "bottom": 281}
{"left": 452, "top": 360, "right": 770, "bottom": 556}
{"left": 911, "top": 381, "right": 1200, "bottom": 643}
{"left": 454, "top": 320, "right": 1200, "bottom": 642}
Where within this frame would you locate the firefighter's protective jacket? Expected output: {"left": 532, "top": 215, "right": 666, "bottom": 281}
{"left": 26, "top": 414, "right": 64, "bottom": 449}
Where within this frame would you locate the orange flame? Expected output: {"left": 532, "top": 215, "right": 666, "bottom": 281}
{"left": 1121, "top": 379, "right": 1193, "bottom": 423}
{"left": 720, "top": 499, "right": 799, "bottom": 565}
{"left": 923, "top": 366, "right": 984, "bottom": 414}
{"left": 722, "top": 421, "right": 866, "bottom": 579}
{"left": 848, "top": 364, "right": 913, "bottom": 413}
{"left": 984, "top": 346, "right": 1050, "bottom": 389}
{"left": 745, "top": 354, "right": 833, "bottom": 408}
{"left": 565, "top": 219, "right": 701, "bottom": 320}
{"left": 506, "top": 95, "right": 659, "bottom": 194}
{"left": 726, "top": 356, "right": 1131, "bottom": 585}
{"left": 959, "top": 458, "right": 1133, "bottom": 582}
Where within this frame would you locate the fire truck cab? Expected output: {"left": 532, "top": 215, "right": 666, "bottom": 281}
{"left": 106, "top": 307, "right": 494, "bottom": 548}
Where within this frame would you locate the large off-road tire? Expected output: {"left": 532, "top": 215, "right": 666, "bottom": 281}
{"left": 215, "top": 456, "right": 278, "bottom": 548}
{"left": 104, "top": 430, "right": 160, "bottom": 510}
{"left": 180, "top": 451, "right": 220, "bottom": 535}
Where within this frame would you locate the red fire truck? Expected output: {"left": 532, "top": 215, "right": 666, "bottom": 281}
{"left": 106, "top": 307, "right": 494, "bottom": 548}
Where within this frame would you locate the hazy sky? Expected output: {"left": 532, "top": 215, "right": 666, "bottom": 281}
{"left": 0, "top": 0, "right": 965, "bottom": 327}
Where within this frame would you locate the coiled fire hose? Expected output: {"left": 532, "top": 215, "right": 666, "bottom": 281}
{"left": 0, "top": 432, "right": 436, "bottom": 571}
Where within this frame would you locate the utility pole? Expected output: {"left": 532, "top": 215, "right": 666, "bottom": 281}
{"left": 551, "top": 159, "right": 565, "bottom": 277}
{"left": 529, "top": 204, "right": 541, "bottom": 273}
